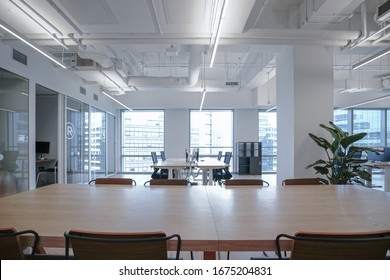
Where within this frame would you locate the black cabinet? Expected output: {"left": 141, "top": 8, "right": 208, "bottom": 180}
{"left": 237, "top": 142, "right": 262, "bottom": 175}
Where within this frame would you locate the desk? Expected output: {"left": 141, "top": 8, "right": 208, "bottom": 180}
{"left": 365, "top": 162, "right": 390, "bottom": 192}
{"left": 0, "top": 184, "right": 389, "bottom": 259}
{"left": 152, "top": 158, "right": 229, "bottom": 185}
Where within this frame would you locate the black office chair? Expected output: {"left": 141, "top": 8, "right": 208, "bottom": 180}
{"left": 160, "top": 151, "right": 166, "bottom": 161}
{"left": 213, "top": 152, "right": 232, "bottom": 186}
{"left": 36, "top": 160, "right": 57, "bottom": 186}
{"left": 150, "top": 152, "right": 168, "bottom": 179}
{"left": 217, "top": 151, "right": 223, "bottom": 161}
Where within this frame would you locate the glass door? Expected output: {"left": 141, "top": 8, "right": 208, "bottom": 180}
{"left": 66, "top": 98, "right": 89, "bottom": 184}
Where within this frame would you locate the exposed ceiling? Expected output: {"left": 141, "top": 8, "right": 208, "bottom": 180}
{"left": 1, "top": 0, "right": 390, "bottom": 109}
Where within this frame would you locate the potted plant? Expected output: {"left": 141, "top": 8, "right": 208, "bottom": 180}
{"left": 306, "top": 121, "right": 378, "bottom": 185}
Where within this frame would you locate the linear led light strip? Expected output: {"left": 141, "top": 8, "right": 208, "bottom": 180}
{"left": 209, "top": 0, "right": 229, "bottom": 68}
{"left": 266, "top": 106, "right": 277, "bottom": 112}
{"left": 102, "top": 91, "right": 132, "bottom": 111}
{"left": 199, "top": 89, "right": 207, "bottom": 111}
{"left": 0, "top": 21, "right": 67, "bottom": 69}
{"left": 9, "top": 0, "right": 68, "bottom": 50}
{"left": 352, "top": 47, "right": 390, "bottom": 70}
{"left": 336, "top": 95, "right": 390, "bottom": 111}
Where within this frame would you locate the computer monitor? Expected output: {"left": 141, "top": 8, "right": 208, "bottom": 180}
{"left": 36, "top": 141, "right": 50, "bottom": 159}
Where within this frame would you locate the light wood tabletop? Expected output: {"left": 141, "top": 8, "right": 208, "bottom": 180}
{"left": 1, "top": 183, "right": 390, "bottom": 259}
{"left": 0, "top": 184, "right": 218, "bottom": 257}
{"left": 206, "top": 185, "right": 390, "bottom": 251}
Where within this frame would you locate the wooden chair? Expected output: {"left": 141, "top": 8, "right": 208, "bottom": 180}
{"left": 64, "top": 230, "right": 181, "bottom": 260}
{"left": 275, "top": 230, "right": 390, "bottom": 260}
{"left": 224, "top": 178, "right": 269, "bottom": 260}
{"left": 225, "top": 178, "right": 269, "bottom": 187}
{"left": 282, "top": 178, "right": 322, "bottom": 185}
{"left": 146, "top": 179, "right": 189, "bottom": 186}
{"left": 89, "top": 178, "right": 136, "bottom": 185}
{"left": 0, "top": 228, "right": 40, "bottom": 259}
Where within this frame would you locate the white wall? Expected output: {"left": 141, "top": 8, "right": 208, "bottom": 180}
{"left": 115, "top": 88, "right": 258, "bottom": 109}
{"left": 165, "top": 109, "right": 189, "bottom": 158}
{"left": 234, "top": 109, "right": 259, "bottom": 143}
{"left": 0, "top": 42, "right": 119, "bottom": 115}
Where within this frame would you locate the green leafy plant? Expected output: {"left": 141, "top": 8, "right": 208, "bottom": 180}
{"left": 306, "top": 121, "right": 378, "bottom": 185}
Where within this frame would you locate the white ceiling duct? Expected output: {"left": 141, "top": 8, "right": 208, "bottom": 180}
{"left": 77, "top": 46, "right": 114, "bottom": 69}
{"left": 127, "top": 45, "right": 204, "bottom": 88}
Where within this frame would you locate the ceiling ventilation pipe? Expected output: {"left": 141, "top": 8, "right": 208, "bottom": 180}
{"left": 127, "top": 45, "right": 204, "bottom": 88}
{"left": 77, "top": 46, "right": 114, "bottom": 68}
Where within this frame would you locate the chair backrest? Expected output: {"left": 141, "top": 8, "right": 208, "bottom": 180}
{"left": 0, "top": 228, "right": 40, "bottom": 260}
{"left": 149, "top": 179, "right": 189, "bottom": 186}
{"left": 160, "top": 151, "right": 166, "bottom": 161}
{"left": 282, "top": 178, "right": 322, "bottom": 185}
{"left": 217, "top": 151, "right": 223, "bottom": 161}
{"left": 64, "top": 230, "right": 181, "bottom": 260}
{"left": 276, "top": 231, "right": 390, "bottom": 260}
{"left": 151, "top": 152, "right": 158, "bottom": 164}
{"left": 225, "top": 179, "right": 269, "bottom": 187}
{"left": 90, "top": 178, "right": 136, "bottom": 185}
{"left": 223, "top": 152, "right": 232, "bottom": 164}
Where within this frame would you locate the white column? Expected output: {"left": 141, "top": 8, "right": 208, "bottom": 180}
{"left": 276, "top": 45, "right": 334, "bottom": 185}
{"left": 165, "top": 109, "right": 189, "bottom": 158}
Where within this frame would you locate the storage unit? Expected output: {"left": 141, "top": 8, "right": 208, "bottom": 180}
{"left": 237, "top": 142, "right": 262, "bottom": 175}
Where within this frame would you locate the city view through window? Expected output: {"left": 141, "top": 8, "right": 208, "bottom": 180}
{"left": 120, "top": 109, "right": 388, "bottom": 173}
{"left": 190, "top": 110, "right": 233, "bottom": 159}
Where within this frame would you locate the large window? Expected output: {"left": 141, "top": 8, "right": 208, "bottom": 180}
{"left": 259, "top": 111, "right": 277, "bottom": 173}
{"left": 190, "top": 110, "right": 233, "bottom": 158}
{"left": 334, "top": 109, "right": 386, "bottom": 147}
{"left": 90, "top": 107, "right": 107, "bottom": 179}
{"left": 121, "top": 110, "right": 164, "bottom": 172}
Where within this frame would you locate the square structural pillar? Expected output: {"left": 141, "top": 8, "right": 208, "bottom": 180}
{"left": 276, "top": 45, "right": 333, "bottom": 185}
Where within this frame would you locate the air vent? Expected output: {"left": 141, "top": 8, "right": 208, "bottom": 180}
{"left": 93, "top": 94, "right": 98, "bottom": 101}
{"left": 226, "top": 81, "right": 239, "bottom": 87}
{"left": 80, "top": 86, "right": 86, "bottom": 95}
{"left": 377, "top": 0, "right": 390, "bottom": 22}
{"left": 13, "top": 49, "right": 27, "bottom": 65}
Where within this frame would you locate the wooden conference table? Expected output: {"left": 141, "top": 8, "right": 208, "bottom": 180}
{"left": 1, "top": 183, "right": 390, "bottom": 259}
{"left": 152, "top": 158, "right": 229, "bottom": 185}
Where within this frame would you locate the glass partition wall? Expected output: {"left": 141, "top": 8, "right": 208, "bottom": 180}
{"left": 90, "top": 107, "right": 107, "bottom": 180}
{"left": 0, "top": 68, "right": 29, "bottom": 197}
